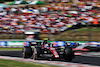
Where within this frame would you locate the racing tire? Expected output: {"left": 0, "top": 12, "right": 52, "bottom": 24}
{"left": 23, "top": 46, "right": 33, "bottom": 58}
{"left": 33, "top": 47, "right": 41, "bottom": 60}
{"left": 64, "top": 47, "right": 74, "bottom": 62}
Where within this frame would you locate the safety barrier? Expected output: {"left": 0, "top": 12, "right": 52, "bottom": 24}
{"left": 0, "top": 40, "right": 99, "bottom": 47}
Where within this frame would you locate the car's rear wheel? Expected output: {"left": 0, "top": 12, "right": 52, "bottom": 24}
{"left": 64, "top": 47, "right": 74, "bottom": 62}
{"left": 23, "top": 46, "right": 33, "bottom": 58}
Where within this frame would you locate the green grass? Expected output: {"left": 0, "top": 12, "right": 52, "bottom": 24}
{"left": 0, "top": 59, "right": 57, "bottom": 67}
{"left": 77, "top": 27, "right": 100, "bottom": 31}
{"left": 50, "top": 27, "right": 100, "bottom": 41}
{"left": 0, "top": 48, "right": 22, "bottom": 51}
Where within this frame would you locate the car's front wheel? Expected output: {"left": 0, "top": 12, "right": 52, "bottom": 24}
{"left": 23, "top": 46, "right": 33, "bottom": 58}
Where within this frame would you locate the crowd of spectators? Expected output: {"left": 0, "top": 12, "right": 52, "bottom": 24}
{"left": 0, "top": 2, "right": 100, "bottom": 34}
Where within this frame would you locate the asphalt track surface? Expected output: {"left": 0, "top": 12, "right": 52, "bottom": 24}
{"left": 0, "top": 51, "right": 100, "bottom": 66}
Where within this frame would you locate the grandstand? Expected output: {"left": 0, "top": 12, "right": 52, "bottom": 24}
{"left": 0, "top": 0, "right": 100, "bottom": 40}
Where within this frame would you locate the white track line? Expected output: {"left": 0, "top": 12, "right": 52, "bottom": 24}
{"left": 0, "top": 56, "right": 99, "bottom": 67}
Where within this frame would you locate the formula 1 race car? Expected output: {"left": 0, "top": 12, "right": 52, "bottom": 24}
{"left": 73, "top": 41, "right": 100, "bottom": 52}
{"left": 23, "top": 42, "right": 75, "bottom": 61}
{"left": 84, "top": 41, "right": 100, "bottom": 51}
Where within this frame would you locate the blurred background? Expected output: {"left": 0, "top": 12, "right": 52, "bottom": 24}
{"left": 0, "top": 1, "right": 100, "bottom": 67}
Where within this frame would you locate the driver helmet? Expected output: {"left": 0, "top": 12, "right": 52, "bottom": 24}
{"left": 43, "top": 38, "right": 48, "bottom": 41}
{"left": 43, "top": 38, "right": 49, "bottom": 47}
